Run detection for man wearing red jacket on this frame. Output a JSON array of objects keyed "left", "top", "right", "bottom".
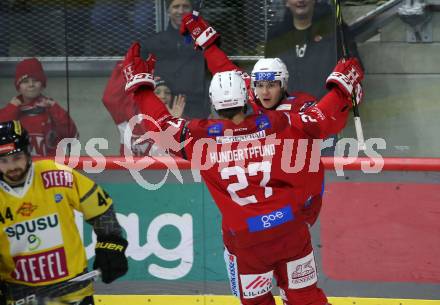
[
  {"left": 102, "top": 61, "right": 155, "bottom": 157},
  {"left": 179, "top": 14, "right": 360, "bottom": 227},
  {"left": 121, "top": 42, "right": 363, "bottom": 305},
  {"left": 0, "top": 58, "right": 78, "bottom": 156},
  {"left": 102, "top": 62, "right": 186, "bottom": 157}
]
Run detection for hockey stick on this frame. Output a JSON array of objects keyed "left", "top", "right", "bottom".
[
  {"left": 333, "top": 0, "right": 366, "bottom": 151},
  {"left": 192, "top": 0, "right": 204, "bottom": 17},
  {"left": 9, "top": 270, "right": 101, "bottom": 305},
  {"left": 68, "top": 270, "right": 101, "bottom": 283}
]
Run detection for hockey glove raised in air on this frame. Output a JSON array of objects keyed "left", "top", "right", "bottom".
[
  {"left": 122, "top": 42, "right": 156, "bottom": 94},
  {"left": 93, "top": 235, "right": 128, "bottom": 284},
  {"left": 179, "top": 13, "right": 219, "bottom": 49},
  {"left": 326, "top": 57, "right": 364, "bottom": 105}
]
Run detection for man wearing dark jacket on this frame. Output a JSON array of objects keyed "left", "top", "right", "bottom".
[
  {"left": 266, "top": 0, "right": 361, "bottom": 99},
  {"left": 141, "top": 0, "right": 210, "bottom": 119}
]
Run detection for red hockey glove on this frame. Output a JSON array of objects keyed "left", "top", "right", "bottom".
[
  {"left": 326, "top": 57, "right": 364, "bottom": 99},
  {"left": 122, "top": 42, "right": 156, "bottom": 93},
  {"left": 179, "top": 13, "right": 219, "bottom": 49}
]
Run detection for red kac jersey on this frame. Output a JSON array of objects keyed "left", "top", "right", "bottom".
[{"left": 132, "top": 86, "right": 350, "bottom": 247}]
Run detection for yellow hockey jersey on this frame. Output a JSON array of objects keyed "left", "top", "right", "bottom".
[{"left": 0, "top": 159, "right": 112, "bottom": 287}]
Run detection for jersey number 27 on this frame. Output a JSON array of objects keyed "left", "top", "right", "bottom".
[{"left": 220, "top": 161, "right": 273, "bottom": 206}]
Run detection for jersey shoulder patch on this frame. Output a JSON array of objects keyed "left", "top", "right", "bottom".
[
  {"left": 189, "top": 119, "right": 222, "bottom": 139},
  {"left": 255, "top": 114, "right": 272, "bottom": 131},
  {"left": 207, "top": 122, "right": 224, "bottom": 136}
]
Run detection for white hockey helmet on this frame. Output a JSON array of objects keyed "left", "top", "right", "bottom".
[
  {"left": 251, "top": 58, "right": 289, "bottom": 90},
  {"left": 209, "top": 71, "right": 247, "bottom": 111}
]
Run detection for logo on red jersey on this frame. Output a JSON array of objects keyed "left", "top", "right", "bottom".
[
  {"left": 41, "top": 170, "right": 73, "bottom": 188},
  {"left": 207, "top": 123, "right": 223, "bottom": 136},
  {"left": 29, "top": 135, "right": 47, "bottom": 156},
  {"left": 287, "top": 251, "right": 317, "bottom": 289},
  {"left": 215, "top": 130, "right": 266, "bottom": 144},
  {"left": 255, "top": 114, "right": 271, "bottom": 131},
  {"left": 299, "top": 101, "right": 316, "bottom": 113},
  {"left": 247, "top": 205, "right": 294, "bottom": 232},
  {"left": 224, "top": 250, "right": 240, "bottom": 297},
  {"left": 16, "top": 202, "right": 38, "bottom": 217},
  {"left": 240, "top": 271, "right": 273, "bottom": 299}
]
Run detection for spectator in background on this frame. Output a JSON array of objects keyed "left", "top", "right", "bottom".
[
  {"left": 154, "top": 79, "right": 186, "bottom": 118},
  {"left": 65, "top": 0, "right": 94, "bottom": 56},
  {"left": 265, "top": 0, "right": 361, "bottom": 99},
  {"left": 8, "top": 0, "right": 93, "bottom": 57},
  {"left": 102, "top": 62, "right": 185, "bottom": 156},
  {"left": 265, "top": 0, "right": 361, "bottom": 155},
  {"left": 90, "top": 0, "right": 156, "bottom": 56},
  {"left": 141, "top": 0, "right": 210, "bottom": 118},
  {"left": 0, "top": 2, "right": 10, "bottom": 56},
  {"left": 132, "top": 0, "right": 157, "bottom": 47},
  {"left": 0, "top": 58, "right": 78, "bottom": 156}
]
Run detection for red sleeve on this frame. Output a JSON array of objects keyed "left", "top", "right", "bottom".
[
  {"left": 327, "top": 106, "right": 349, "bottom": 134},
  {"left": 132, "top": 89, "right": 194, "bottom": 160},
  {"left": 102, "top": 62, "right": 135, "bottom": 125},
  {"left": 284, "top": 91, "right": 349, "bottom": 135},
  {"left": 48, "top": 102, "right": 79, "bottom": 139},
  {"left": 0, "top": 103, "right": 20, "bottom": 121},
  {"left": 203, "top": 44, "right": 240, "bottom": 75},
  {"left": 289, "top": 88, "right": 350, "bottom": 139},
  {"left": 289, "top": 92, "right": 317, "bottom": 108}
]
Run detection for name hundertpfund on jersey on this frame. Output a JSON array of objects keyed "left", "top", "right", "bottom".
[{"left": 209, "top": 144, "right": 276, "bottom": 164}]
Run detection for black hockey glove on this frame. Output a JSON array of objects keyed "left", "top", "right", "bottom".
[{"left": 93, "top": 235, "right": 128, "bottom": 284}]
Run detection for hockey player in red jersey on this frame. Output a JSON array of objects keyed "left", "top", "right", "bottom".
[
  {"left": 0, "top": 58, "right": 78, "bottom": 156},
  {"left": 121, "top": 42, "right": 363, "bottom": 305},
  {"left": 179, "top": 13, "right": 360, "bottom": 227}
]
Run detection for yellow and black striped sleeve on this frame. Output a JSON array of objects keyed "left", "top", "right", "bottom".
[{"left": 71, "top": 169, "right": 113, "bottom": 220}]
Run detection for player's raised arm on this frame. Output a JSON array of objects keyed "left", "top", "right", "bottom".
[
  {"left": 123, "top": 42, "right": 170, "bottom": 127},
  {"left": 180, "top": 13, "right": 239, "bottom": 75},
  {"left": 122, "top": 42, "right": 193, "bottom": 159},
  {"left": 288, "top": 57, "right": 364, "bottom": 139}
]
